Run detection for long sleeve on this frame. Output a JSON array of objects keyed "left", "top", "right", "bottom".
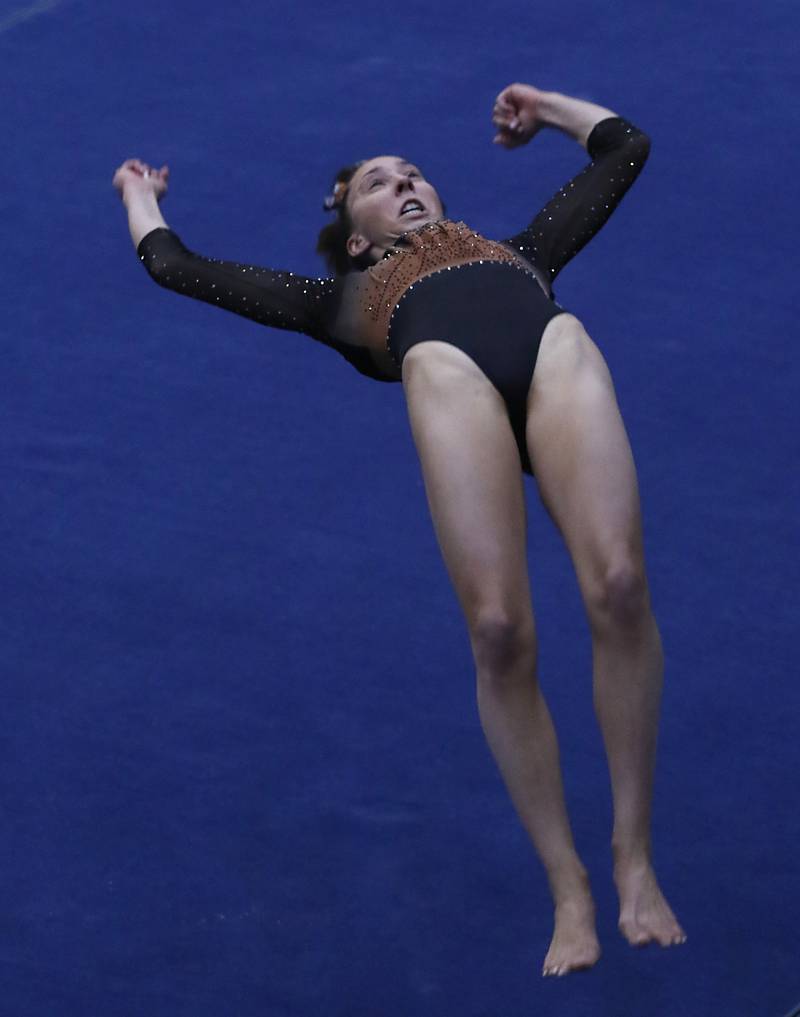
[
  {"left": 502, "top": 116, "right": 651, "bottom": 285},
  {"left": 136, "top": 228, "right": 395, "bottom": 381}
]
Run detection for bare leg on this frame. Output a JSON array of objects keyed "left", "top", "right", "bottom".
[
  {"left": 402, "top": 341, "right": 600, "bottom": 976},
  {"left": 526, "top": 315, "right": 686, "bottom": 948}
]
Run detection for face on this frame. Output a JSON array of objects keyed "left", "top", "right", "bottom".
[{"left": 345, "top": 155, "right": 444, "bottom": 263}]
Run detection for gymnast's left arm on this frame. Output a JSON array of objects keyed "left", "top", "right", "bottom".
[{"left": 492, "top": 85, "right": 651, "bottom": 284}]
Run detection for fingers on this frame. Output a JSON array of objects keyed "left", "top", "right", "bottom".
[
  {"left": 117, "top": 159, "right": 168, "bottom": 181},
  {"left": 494, "top": 83, "right": 519, "bottom": 107},
  {"left": 491, "top": 83, "right": 546, "bottom": 149},
  {"left": 112, "top": 158, "right": 169, "bottom": 196},
  {"left": 492, "top": 87, "right": 523, "bottom": 136},
  {"left": 492, "top": 105, "right": 521, "bottom": 134},
  {"left": 493, "top": 130, "right": 525, "bottom": 149},
  {"left": 492, "top": 96, "right": 517, "bottom": 121},
  {"left": 121, "top": 158, "right": 167, "bottom": 176},
  {"left": 493, "top": 111, "right": 520, "bottom": 132},
  {"left": 143, "top": 163, "right": 169, "bottom": 179},
  {"left": 492, "top": 99, "right": 524, "bottom": 148},
  {"left": 116, "top": 158, "right": 147, "bottom": 178}
]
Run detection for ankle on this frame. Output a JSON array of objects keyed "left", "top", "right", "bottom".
[
  {"left": 611, "top": 838, "right": 652, "bottom": 871},
  {"left": 548, "top": 859, "right": 592, "bottom": 906}
]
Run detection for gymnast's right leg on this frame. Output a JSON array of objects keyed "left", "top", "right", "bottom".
[{"left": 401, "top": 340, "right": 600, "bottom": 978}]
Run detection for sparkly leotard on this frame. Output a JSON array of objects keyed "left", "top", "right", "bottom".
[{"left": 137, "top": 116, "right": 650, "bottom": 474}]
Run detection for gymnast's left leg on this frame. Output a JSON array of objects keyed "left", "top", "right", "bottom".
[{"left": 525, "top": 314, "right": 686, "bottom": 949}]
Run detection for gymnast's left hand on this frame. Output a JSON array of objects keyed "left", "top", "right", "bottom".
[{"left": 492, "top": 83, "right": 546, "bottom": 148}]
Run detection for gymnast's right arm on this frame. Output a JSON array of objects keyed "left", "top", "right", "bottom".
[{"left": 492, "top": 89, "right": 651, "bottom": 285}]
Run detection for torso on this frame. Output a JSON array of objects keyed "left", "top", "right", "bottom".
[{"left": 332, "top": 219, "right": 552, "bottom": 379}]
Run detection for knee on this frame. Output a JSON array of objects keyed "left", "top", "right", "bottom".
[
  {"left": 470, "top": 609, "right": 537, "bottom": 680},
  {"left": 588, "top": 560, "right": 651, "bottom": 633}
]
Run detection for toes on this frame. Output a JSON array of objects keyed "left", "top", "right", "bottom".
[
  {"left": 543, "top": 952, "right": 600, "bottom": 976},
  {"left": 543, "top": 960, "right": 595, "bottom": 977},
  {"left": 619, "top": 919, "right": 641, "bottom": 941},
  {"left": 620, "top": 919, "right": 687, "bottom": 948},
  {"left": 619, "top": 922, "right": 652, "bottom": 947},
  {"left": 654, "top": 923, "right": 687, "bottom": 947}
]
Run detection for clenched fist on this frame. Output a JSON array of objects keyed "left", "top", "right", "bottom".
[
  {"left": 112, "top": 159, "right": 170, "bottom": 201},
  {"left": 491, "top": 84, "right": 547, "bottom": 149}
]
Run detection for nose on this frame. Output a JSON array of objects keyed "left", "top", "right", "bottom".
[{"left": 394, "top": 173, "right": 415, "bottom": 193}]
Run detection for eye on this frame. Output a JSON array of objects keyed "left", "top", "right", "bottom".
[{"left": 369, "top": 179, "right": 383, "bottom": 190}]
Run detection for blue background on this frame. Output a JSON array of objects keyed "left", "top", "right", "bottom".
[{"left": 2, "top": 1, "right": 798, "bottom": 1014}]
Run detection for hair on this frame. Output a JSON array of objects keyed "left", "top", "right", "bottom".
[{"left": 316, "top": 162, "right": 365, "bottom": 276}]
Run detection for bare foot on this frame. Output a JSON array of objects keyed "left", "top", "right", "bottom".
[
  {"left": 542, "top": 892, "right": 601, "bottom": 977},
  {"left": 614, "top": 853, "right": 687, "bottom": 947}
]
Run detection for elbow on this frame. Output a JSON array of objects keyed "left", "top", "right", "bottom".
[
  {"left": 139, "top": 249, "right": 180, "bottom": 289},
  {"left": 631, "top": 130, "right": 651, "bottom": 165},
  {"left": 136, "top": 229, "right": 185, "bottom": 289}
]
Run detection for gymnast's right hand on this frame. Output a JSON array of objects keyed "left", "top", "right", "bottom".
[{"left": 112, "top": 158, "right": 170, "bottom": 201}]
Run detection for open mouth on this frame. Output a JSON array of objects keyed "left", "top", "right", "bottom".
[{"left": 399, "top": 199, "right": 426, "bottom": 217}]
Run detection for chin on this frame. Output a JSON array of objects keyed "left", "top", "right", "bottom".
[{"left": 399, "top": 214, "right": 437, "bottom": 231}]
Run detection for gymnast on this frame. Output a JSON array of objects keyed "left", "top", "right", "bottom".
[{"left": 113, "top": 83, "right": 686, "bottom": 976}]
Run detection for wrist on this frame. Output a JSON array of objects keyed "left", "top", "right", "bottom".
[
  {"left": 536, "top": 90, "right": 561, "bottom": 127},
  {"left": 536, "top": 91, "right": 617, "bottom": 148},
  {"left": 537, "top": 91, "right": 587, "bottom": 131},
  {"left": 122, "top": 181, "right": 158, "bottom": 209},
  {"left": 123, "top": 184, "right": 169, "bottom": 248}
]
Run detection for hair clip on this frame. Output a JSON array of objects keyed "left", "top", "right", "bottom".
[{"left": 323, "top": 179, "right": 349, "bottom": 212}]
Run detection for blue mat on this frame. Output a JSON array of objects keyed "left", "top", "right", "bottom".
[{"left": 2, "top": 1, "right": 798, "bottom": 1014}]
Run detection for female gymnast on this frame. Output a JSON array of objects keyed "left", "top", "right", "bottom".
[{"left": 113, "top": 83, "right": 686, "bottom": 977}]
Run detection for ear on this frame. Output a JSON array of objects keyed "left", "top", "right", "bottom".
[{"left": 346, "top": 233, "right": 370, "bottom": 258}]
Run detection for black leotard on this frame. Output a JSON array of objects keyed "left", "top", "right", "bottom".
[{"left": 137, "top": 116, "right": 650, "bottom": 474}]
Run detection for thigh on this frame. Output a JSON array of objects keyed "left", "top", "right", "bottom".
[
  {"left": 402, "top": 341, "right": 534, "bottom": 627},
  {"left": 525, "top": 317, "right": 647, "bottom": 603}
]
